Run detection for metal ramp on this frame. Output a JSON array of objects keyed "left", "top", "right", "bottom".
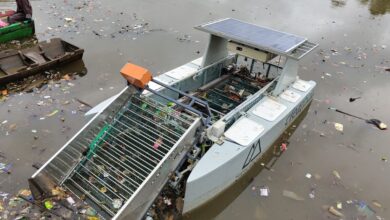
[{"left": 31, "top": 87, "right": 202, "bottom": 219}]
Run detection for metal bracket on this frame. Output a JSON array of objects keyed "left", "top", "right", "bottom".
[{"left": 144, "top": 79, "right": 213, "bottom": 126}]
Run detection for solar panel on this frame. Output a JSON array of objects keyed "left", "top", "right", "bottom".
[{"left": 196, "top": 18, "right": 307, "bottom": 54}]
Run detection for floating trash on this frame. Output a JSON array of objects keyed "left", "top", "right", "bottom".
[
  {"left": 44, "top": 200, "right": 54, "bottom": 210},
  {"left": 0, "top": 163, "right": 12, "bottom": 174},
  {"left": 259, "top": 186, "right": 270, "bottom": 197},
  {"left": 349, "top": 97, "right": 361, "bottom": 102},
  {"left": 280, "top": 143, "right": 288, "bottom": 152},
  {"left": 309, "top": 190, "right": 315, "bottom": 199},
  {"left": 334, "top": 123, "right": 344, "bottom": 132},
  {"left": 366, "top": 119, "right": 387, "bottom": 130},
  {"left": 282, "top": 190, "right": 304, "bottom": 201},
  {"left": 112, "top": 198, "right": 123, "bottom": 209},
  {"left": 66, "top": 197, "right": 76, "bottom": 205},
  {"left": 356, "top": 201, "right": 375, "bottom": 217},
  {"left": 100, "top": 187, "right": 107, "bottom": 193},
  {"left": 336, "top": 201, "right": 343, "bottom": 210},
  {"left": 372, "top": 200, "right": 382, "bottom": 208},
  {"left": 328, "top": 205, "right": 344, "bottom": 217},
  {"left": 46, "top": 109, "right": 59, "bottom": 117},
  {"left": 332, "top": 170, "right": 341, "bottom": 180},
  {"left": 329, "top": 107, "right": 387, "bottom": 131}
]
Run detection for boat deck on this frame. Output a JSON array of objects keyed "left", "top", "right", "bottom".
[{"left": 196, "top": 73, "right": 271, "bottom": 121}]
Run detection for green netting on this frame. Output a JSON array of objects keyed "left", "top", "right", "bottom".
[{"left": 87, "top": 124, "right": 110, "bottom": 159}]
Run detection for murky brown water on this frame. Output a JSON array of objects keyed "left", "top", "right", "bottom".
[{"left": 1, "top": 0, "right": 390, "bottom": 219}]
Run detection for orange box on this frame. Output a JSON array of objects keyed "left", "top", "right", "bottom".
[{"left": 120, "top": 63, "right": 152, "bottom": 89}]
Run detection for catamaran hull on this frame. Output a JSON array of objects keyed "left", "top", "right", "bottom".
[{"left": 183, "top": 82, "right": 315, "bottom": 214}]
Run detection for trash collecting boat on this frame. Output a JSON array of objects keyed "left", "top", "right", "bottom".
[
  {"left": 0, "top": 10, "right": 35, "bottom": 43},
  {"left": 0, "top": 38, "right": 84, "bottom": 84},
  {"left": 29, "top": 18, "right": 318, "bottom": 219}
]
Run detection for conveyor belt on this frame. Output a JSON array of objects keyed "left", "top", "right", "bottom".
[
  {"left": 199, "top": 76, "right": 262, "bottom": 115},
  {"left": 34, "top": 89, "right": 201, "bottom": 219},
  {"left": 64, "top": 95, "right": 197, "bottom": 217}
]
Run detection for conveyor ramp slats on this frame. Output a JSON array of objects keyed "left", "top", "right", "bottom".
[
  {"left": 64, "top": 95, "right": 196, "bottom": 217},
  {"left": 35, "top": 89, "right": 200, "bottom": 219}
]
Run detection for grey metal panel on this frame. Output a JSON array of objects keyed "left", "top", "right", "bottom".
[
  {"left": 195, "top": 18, "right": 307, "bottom": 55},
  {"left": 115, "top": 118, "right": 201, "bottom": 220},
  {"left": 289, "top": 40, "right": 318, "bottom": 59}
]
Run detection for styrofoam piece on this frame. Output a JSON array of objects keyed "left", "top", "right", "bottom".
[
  {"left": 292, "top": 79, "right": 311, "bottom": 92},
  {"left": 252, "top": 97, "right": 287, "bottom": 121},
  {"left": 224, "top": 117, "right": 264, "bottom": 146},
  {"left": 280, "top": 89, "right": 301, "bottom": 103}
]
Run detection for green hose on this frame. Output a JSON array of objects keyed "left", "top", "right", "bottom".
[
  {"left": 201, "top": 143, "right": 211, "bottom": 156},
  {"left": 87, "top": 124, "right": 110, "bottom": 159}
]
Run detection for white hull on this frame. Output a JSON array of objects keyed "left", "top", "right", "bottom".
[{"left": 183, "top": 80, "right": 315, "bottom": 213}]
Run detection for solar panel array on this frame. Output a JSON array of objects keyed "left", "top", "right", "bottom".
[{"left": 196, "top": 18, "right": 307, "bottom": 54}]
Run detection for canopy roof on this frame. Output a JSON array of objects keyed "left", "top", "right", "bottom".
[{"left": 195, "top": 18, "right": 317, "bottom": 59}]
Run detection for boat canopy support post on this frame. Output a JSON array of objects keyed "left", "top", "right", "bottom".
[
  {"left": 201, "top": 34, "right": 228, "bottom": 68},
  {"left": 272, "top": 58, "right": 298, "bottom": 96},
  {"left": 194, "top": 18, "right": 319, "bottom": 96}
]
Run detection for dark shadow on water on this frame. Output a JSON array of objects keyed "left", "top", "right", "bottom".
[
  {"left": 359, "top": 0, "right": 390, "bottom": 15},
  {"left": 330, "top": 0, "right": 390, "bottom": 15},
  {"left": 2, "top": 59, "right": 87, "bottom": 93},
  {"left": 331, "top": 0, "right": 347, "bottom": 8},
  {"left": 59, "top": 59, "right": 88, "bottom": 78}
]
